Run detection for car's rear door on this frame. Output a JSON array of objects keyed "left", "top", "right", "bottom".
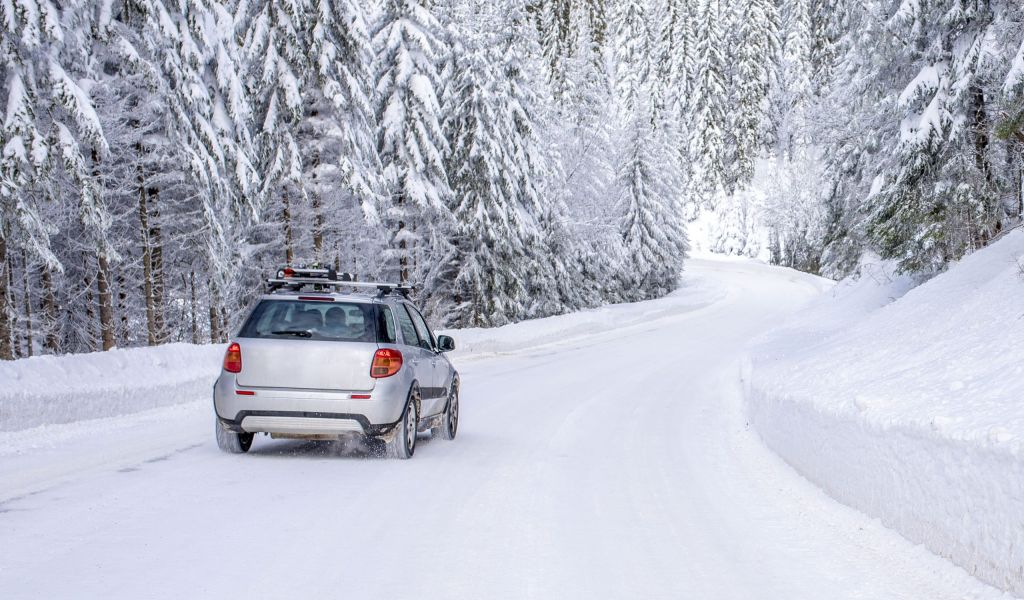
[
  {"left": 403, "top": 303, "right": 448, "bottom": 416},
  {"left": 392, "top": 302, "right": 436, "bottom": 403},
  {"left": 234, "top": 298, "right": 378, "bottom": 392}
]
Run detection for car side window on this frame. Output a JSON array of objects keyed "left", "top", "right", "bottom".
[
  {"left": 377, "top": 305, "right": 397, "bottom": 344},
  {"left": 393, "top": 303, "right": 421, "bottom": 348},
  {"left": 405, "top": 304, "right": 437, "bottom": 351}
]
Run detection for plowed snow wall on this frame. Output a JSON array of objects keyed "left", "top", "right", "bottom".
[
  {"left": 0, "top": 343, "right": 225, "bottom": 432},
  {"left": 743, "top": 377, "right": 1024, "bottom": 596}
]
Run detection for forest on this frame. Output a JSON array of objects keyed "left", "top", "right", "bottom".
[{"left": 1, "top": 0, "right": 1022, "bottom": 358}]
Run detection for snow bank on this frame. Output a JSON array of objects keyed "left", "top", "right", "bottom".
[
  {"left": 745, "top": 231, "right": 1024, "bottom": 595},
  {"left": 0, "top": 343, "right": 225, "bottom": 432}
]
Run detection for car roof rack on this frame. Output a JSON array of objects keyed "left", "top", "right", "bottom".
[{"left": 266, "top": 265, "right": 414, "bottom": 298}]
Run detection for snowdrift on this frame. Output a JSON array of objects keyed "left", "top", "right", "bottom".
[
  {"left": 0, "top": 343, "right": 225, "bottom": 432},
  {"left": 745, "top": 231, "right": 1024, "bottom": 595}
]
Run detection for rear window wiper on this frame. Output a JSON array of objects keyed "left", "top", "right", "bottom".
[{"left": 271, "top": 330, "right": 312, "bottom": 338}]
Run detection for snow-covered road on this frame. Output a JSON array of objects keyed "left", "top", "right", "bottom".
[{"left": 0, "top": 259, "right": 1007, "bottom": 599}]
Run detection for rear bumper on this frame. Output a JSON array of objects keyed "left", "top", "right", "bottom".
[
  {"left": 216, "top": 410, "right": 400, "bottom": 437},
  {"left": 213, "top": 372, "right": 410, "bottom": 435}
]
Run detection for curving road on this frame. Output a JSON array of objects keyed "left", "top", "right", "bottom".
[{"left": 0, "top": 258, "right": 1006, "bottom": 599}]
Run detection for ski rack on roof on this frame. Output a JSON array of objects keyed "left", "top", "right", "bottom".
[{"left": 266, "top": 265, "right": 414, "bottom": 298}]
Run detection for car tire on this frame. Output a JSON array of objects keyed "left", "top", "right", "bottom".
[
  {"left": 215, "top": 419, "right": 254, "bottom": 454},
  {"left": 432, "top": 380, "right": 459, "bottom": 441},
  {"left": 386, "top": 387, "right": 420, "bottom": 459}
]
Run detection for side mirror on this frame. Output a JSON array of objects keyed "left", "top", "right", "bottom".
[{"left": 437, "top": 335, "right": 456, "bottom": 352}]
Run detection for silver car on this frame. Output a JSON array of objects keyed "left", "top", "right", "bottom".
[{"left": 213, "top": 269, "right": 459, "bottom": 459}]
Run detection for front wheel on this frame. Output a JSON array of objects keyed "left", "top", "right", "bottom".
[
  {"left": 215, "top": 419, "right": 253, "bottom": 454},
  {"left": 385, "top": 387, "right": 420, "bottom": 459},
  {"left": 432, "top": 381, "right": 459, "bottom": 441}
]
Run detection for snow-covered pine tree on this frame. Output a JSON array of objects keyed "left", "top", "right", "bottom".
[
  {"left": 441, "top": 40, "right": 530, "bottom": 326},
  {"left": 295, "top": 0, "right": 383, "bottom": 275},
  {"left": 240, "top": 0, "right": 309, "bottom": 265},
  {"left": 615, "top": 0, "right": 688, "bottom": 300},
  {"left": 808, "top": 0, "right": 844, "bottom": 93},
  {"left": 0, "top": 0, "right": 83, "bottom": 263},
  {"left": 996, "top": 15, "right": 1024, "bottom": 221},
  {"left": 811, "top": 0, "right": 897, "bottom": 278},
  {"left": 372, "top": 0, "right": 452, "bottom": 285},
  {"left": 688, "top": 0, "right": 729, "bottom": 210},
  {"left": 729, "top": 0, "right": 779, "bottom": 187},
  {"left": 657, "top": 0, "right": 695, "bottom": 116},
  {"left": 553, "top": 1, "right": 625, "bottom": 306},
  {"left": 772, "top": 0, "right": 814, "bottom": 159},
  {"left": 437, "top": 1, "right": 574, "bottom": 326},
  {"left": 129, "top": 0, "right": 260, "bottom": 340},
  {"left": 864, "top": 0, "right": 1006, "bottom": 273},
  {"left": 532, "top": 0, "right": 576, "bottom": 104}
]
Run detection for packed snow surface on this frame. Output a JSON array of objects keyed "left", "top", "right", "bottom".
[
  {"left": 746, "top": 230, "right": 1024, "bottom": 595},
  {"left": 0, "top": 258, "right": 1012, "bottom": 599}
]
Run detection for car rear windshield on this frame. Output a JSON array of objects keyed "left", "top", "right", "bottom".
[{"left": 238, "top": 300, "right": 379, "bottom": 343}]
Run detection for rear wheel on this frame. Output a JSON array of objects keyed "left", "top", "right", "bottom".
[
  {"left": 432, "top": 380, "right": 459, "bottom": 441},
  {"left": 385, "top": 387, "right": 420, "bottom": 459},
  {"left": 215, "top": 419, "right": 253, "bottom": 454}
]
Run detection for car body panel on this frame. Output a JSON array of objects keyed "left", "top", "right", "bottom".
[
  {"left": 213, "top": 292, "right": 457, "bottom": 439},
  {"left": 235, "top": 338, "right": 377, "bottom": 391}
]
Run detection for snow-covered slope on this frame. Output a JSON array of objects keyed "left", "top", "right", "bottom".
[
  {"left": 745, "top": 229, "right": 1024, "bottom": 595},
  {"left": 0, "top": 343, "right": 225, "bottom": 432}
]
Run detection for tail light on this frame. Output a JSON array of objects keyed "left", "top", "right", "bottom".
[
  {"left": 224, "top": 342, "right": 242, "bottom": 373},
  {"left": 371, "top": 348, "right": 402, "bottom": 378}
]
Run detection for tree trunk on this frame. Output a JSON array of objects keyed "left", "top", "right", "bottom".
[
  {"left": 21, "top": 250, "right": 33, "bottom": 357},
  {"left": 149, "top": 185, "right": 166, "bottom": 340},
  {"left": 399, "top": 232, "right": 408, "bottom": 283},
  {"left": 138, "top": 176, "right": 158, "bottom": 345},
  {"left": 312, "top": 192, "right": 324, "bottom": 261},
  {"left": 208, "top": 283, "right": 221, "bottom": 343},
  {"left": 96, "top": 253, "right": 116, "bottom": 351},
  {"left": 8, "top": 249, "right": 21, "bottom": 358},
  {"left": 82, "top": 255, "right": 96, "bottom": 353},
  {"left": 973, "top": 86, "right": 992, "bottom": 184},
  {"left": 41, "top": 266, "right": 59, "bottom": 353},
  {"left": 0, "top": 235, "right": 12, "bottom": 360},
  {"left": 283, "top": 188, "right": 294, "bottom": 264},
  {"left": 188, "top": 272, "right": 199, "bottom": 344},
  {"left": 1019, "top": 167, "right": 1023, "bottom": 219},
  {"left": 116, "top": 271, "right": 129, "bottom": 346}
]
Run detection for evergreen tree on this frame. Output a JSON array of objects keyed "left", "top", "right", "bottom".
[
  {"left": 372, "top": 0, "right": 452, "bottom": 284},
  {"left": 442, "top": 41, "right": 531, "bottom": 326},
  {"left": 729, "top": 0, "right": 779, "bottom": 187},
  {"left": 615, "top": 0, "right": 688, "bottom": 299},
  {"left": 864, "top": 0, "right": 1006, "bottom": 272},
  {"left": 688, "top": 0, "right": 729, "bottom": 210}
]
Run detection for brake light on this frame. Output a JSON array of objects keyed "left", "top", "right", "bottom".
[
  {"left": 371, "top": 348, "right": 402, "bottom": 378},
  {"left": 224, "top": 342, "right": 242, "bottom": 373},
  {"left": 283, "top": 267, "right": 295, "bottom": 277}
]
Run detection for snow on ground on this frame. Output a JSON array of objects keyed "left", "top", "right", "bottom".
[
  {"left": 441, "top": 268, "right": 723, "bottom": 358},
  {"left": 0, "top": 343, "right": 225, "bottom": 432},
  {"left": 745, "top": 230, "right": 1024, "bottom": 596},
  {"left": 0, "top": 257, "right": 1010, "bottom": 599}
]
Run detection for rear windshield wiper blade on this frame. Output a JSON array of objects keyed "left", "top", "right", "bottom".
[{"left": 271, "top": 330, "right": 312, "bottom": 338}]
